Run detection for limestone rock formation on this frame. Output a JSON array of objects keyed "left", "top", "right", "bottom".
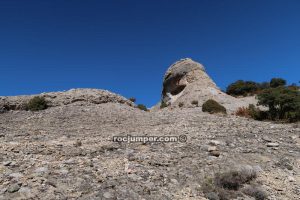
[
  {"left": 160, "top": 58, "right": 257, "bottom": 112},
  {"left": 0, "top": 88, "right": 134, "bottom": 111}
]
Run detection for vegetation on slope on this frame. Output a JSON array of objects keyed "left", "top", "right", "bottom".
[
  {"left": 26, "top": 96, "right": 48, "bottom": 111},
  {"left": 202, "top": 99, "right": 227, "bottom": 114},
  {"left": 230, "top": 78, "right": 300, "bottom": 122}
]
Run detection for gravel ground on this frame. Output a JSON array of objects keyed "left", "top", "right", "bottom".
[{"left": 0, "top": 102, "right": 299, "bottom": 200}]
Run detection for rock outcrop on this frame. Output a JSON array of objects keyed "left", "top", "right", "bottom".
[
  {"left": 0, "top": 88, "right": 134, "bottom": 111},
  {"left": 160, "top": 58, "right": 257, "bottom": 112}
]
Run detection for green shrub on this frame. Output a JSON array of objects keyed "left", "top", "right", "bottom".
[
  {"left": 270, "top": 78, "right": 286, "bottom": 88},
  {"left": 202, "top": 99, "right": 227, "bottom": 114},
  {"left": 26, "top": 96, "right": 48, "bottom": 111},
  {"left": 226, "top": 80, "right": 260, "bottom": 96},
  {"left": 227, "top": 78, "right": 290, "bottom": 97},
  {"left": 137, "top": 104, "right": 148, "bottom": 111},
  {"left": 246, "top": 104, "right": 268, "bottom": 121},
  {"left": 257, "top": 87, "right": 300, "bottom": 122},
  {"left": 235, "top": 86, "right": 300, "bottom": 122},
  {"left": 129, "top": 97, "right": 136, "bottom": 103},
  {"left": 178, "top": 102, "right": 184, "bottom": 107},
  {"left": 258, "top": 82, "right": 270, "bottom": 90}
]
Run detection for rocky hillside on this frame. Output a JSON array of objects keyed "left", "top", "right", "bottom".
[
  {"left": 0, "top": 103, "right": 299, "bottom": 200},
  {"left": 0, "top": 89, "right": 134, "bottom": 111},
  {"left": 0, "top": 59, "right": 299, "bottom": 200}
]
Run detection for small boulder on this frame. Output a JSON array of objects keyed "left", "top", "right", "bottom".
[
  {"left": 7, "top": 183, "right": 21, "bottom": 193},
  {"left": 266, "top": 143, "right": 279, "bottom": 147},
  {"left": 209, "top": 150, "right": 220, "bottom": 157},
  {"left": 208, "top": 146, "right": 217, "bottom": 152}
]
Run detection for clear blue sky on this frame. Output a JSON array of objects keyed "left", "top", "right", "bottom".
[{"left": 0, "top": 0, "right": 299, "bottom": 107}]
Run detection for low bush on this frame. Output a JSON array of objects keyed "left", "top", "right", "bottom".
[
  {"left": 215, "top": 168, "right": 257, "bottom": 190},
  {"left": 202, "top": 166, "right": 264, "bottom": 200},
  {"left": 26, "top": 96, "right": 48, "bottom": 111},
  {"left": 235, "top": 107, "right": 251, "bottom": 118},
  {"left": 202, "top": 99, "right": 227, "bottom": 114},
  {"left": 242, "top": 185, "right": 267, "bottom": 200},
  {"left": 250, "top": 110, "right": 269, "bottom": 121},
  {"left": 270, "top": 78, "right": 286, "bottom": 88},
  {"left": 137, "top": 104, "right": 148, "bottom": 111},
  {"left": 226, "top": 78, "right": 288, "bottom": 97},
  {"left": 178, "top": 102, "right": 184, "bottom": 107},
  {"left": 258, "top": 82, "right": 270, "bottom": 90},
  {"left": 235, "top": 104, "right": 268, "bottom": 121},
  {"left": 226, "top": 80, "right": 260, "bottom": 96}
]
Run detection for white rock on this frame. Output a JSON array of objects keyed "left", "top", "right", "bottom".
[
  {"left": 288, "top": 176, "right": 295, "bottom": 182},
  {"left": 3, "top": 161, "right": 12, "bottom": 166},
  {"left": 209, "top": 140, "right": 221, "bottom": 146},
  {"left": 267, "top": 142, "right": 279, "bottom": 147},
  {"left": 262, "top": 136, "right": 272, "bottom": 142},
  {"left": 9, "top": 173, "right": 23, "bottom": 179},
  {"left": 208, "top": 146, "right": 217, "bottom": 152},
  {"left": 103, "top": 192, "right": 114, "bottom": 199},
  {"left": 35, "top": 167, "right": 48, "bottom": 175}
]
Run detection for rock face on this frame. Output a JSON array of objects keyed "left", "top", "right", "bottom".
[
  {"left": 0, "top": 88, "right": 134, "bottom": 111},
  {"left": 160, "top": 58, "right": 257, "bottom": 112}
]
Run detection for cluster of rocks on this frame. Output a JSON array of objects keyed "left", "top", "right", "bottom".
[{"left": 0, "top": 103, "right": 299, "bottom": 199}]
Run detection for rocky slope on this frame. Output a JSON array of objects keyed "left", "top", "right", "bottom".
[
  {"left": 0, "top": 88, "right": 134, "bottom": 111},
  {"left": 0, "top": 102, "right": 299, "bottom": 200},
  {"left": 159, "top": 58, "right": 257, "bottom": 112},
  {"left": 0, "top": 59, "right": 299, "bottom": 200}
]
